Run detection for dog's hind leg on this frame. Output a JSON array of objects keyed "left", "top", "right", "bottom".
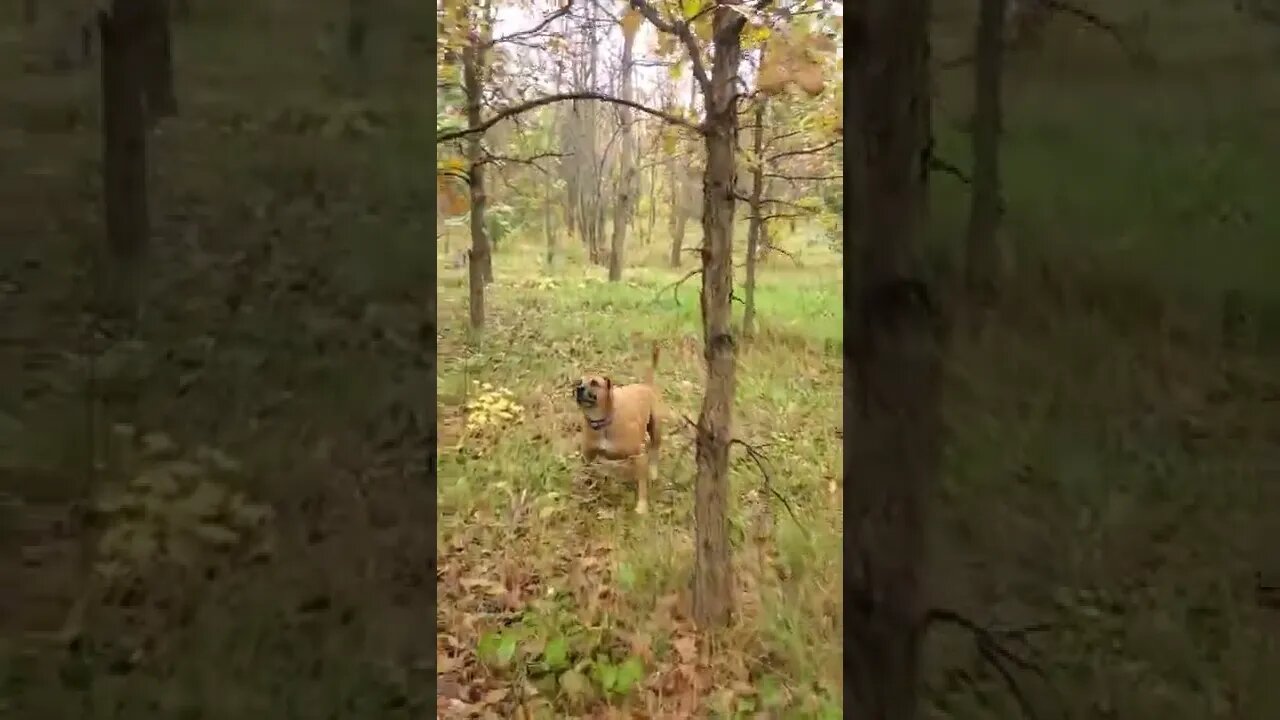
[
  {"left": 632, "top": 454, "right": 649, "bottom": 515},
  {"left": 645, "top": 412, "right": 660, "bottom": 491}
]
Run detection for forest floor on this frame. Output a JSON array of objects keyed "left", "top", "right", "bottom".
[{"left": 435, "top": 237, "right": 844, "bottom": 717}]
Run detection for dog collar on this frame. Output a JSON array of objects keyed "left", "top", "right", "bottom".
[{"left": 587, "top": 416, "right": 611, "bottom": 431}]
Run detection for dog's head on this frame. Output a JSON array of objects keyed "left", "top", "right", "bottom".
[{"left": 573, "top": 375, "right": 612, "bottom": 410}]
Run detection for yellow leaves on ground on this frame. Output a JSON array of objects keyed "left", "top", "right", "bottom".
[
  {"left": 621, "top": 8, "right": 643, "bottom": 41},
  {"left": 457, "top": 383, "right": 526, "bottom": 456},
  {"left": 757, "top": 28, "right": 837, "bottom": 98},
  {"left": 92, "top": 427, "right": 275, "bottom": 587}
]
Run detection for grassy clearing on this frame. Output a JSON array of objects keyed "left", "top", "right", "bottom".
[{"left": 436, "top": 231, "right": 844, "bottom": 717}]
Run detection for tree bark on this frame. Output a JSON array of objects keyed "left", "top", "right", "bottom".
[
  {"left": 462, "top": 37, "right": 491, "bottom": 330},
  {"left": 99, "top": 3, "right": 151, "bottom": 321},
  {"left": 141, "top": 0, "right": 178, "bottom": 124},
  {"left": 846, "top": 1, "right": 944, "bottom": 718},
  {"left": 692, "top": 7, "right": 745, "bottom": 630},
  {"left": 964, "top": 0, "right": 1007, "bottom": 304},
  {"left": 608, "top": 29, "right": 637, "bottom": 282},
  {"left": 743, "top": 94, "right": 767, "bottom": 339}
]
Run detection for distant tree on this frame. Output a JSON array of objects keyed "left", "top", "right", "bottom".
[
  {"left": 142, "top": 0, "right": 178, "bottom": 123},
  {"left": 99, "top": 0, "right": 152, "bottom": 321},
  {"left": 607, "top": 11, "right": 638, "bottom": 282},
  {"left": 964, "top": 0, "right": 1008, "bottom": 305}
]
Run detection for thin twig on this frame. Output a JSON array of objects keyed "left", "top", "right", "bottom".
[
  {"left": 674, "top": 414, "right": 806, "bottom": 536},
  {"left": 925, "top": 608, "right": 1055, "bottom": 720},
  {"left": 655, "top": 268, "right": 701, "bottom": 306}
]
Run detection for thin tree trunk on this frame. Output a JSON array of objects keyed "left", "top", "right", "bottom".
[
  {"left": 646, "top": 158, "right": 658, "bottom": 245},
  {"left": 462, "top": 39, "right": 491, "bottom": 330},
  {"left": 608, "top": 29, "right": 636, "bottom": 281},
  {"left": 544, "top": 178, "right": 556, "bottom": 269},
  {"left": 846, "top": 0, "right": 943, "bottom": 718},
  {"left": 347, "top": 0, "right": 369, "bottom": 62},
  {"left": 743, "top": 95, "right": 767, "bottom": 339},
  {"left": 99, "top": 3, "right": 151, "bottom": 321},
  {"left": 691, "top": 7, "right": 744, "bottom": 630},
  {"left": 669, "top": 157, "right": 685, "bottom": 267},
  {"left": 141, "top": 0, "right": 177, "bottom": 124},
  {"left": 22, "top": 0, "right": 37, "bottom": 25},
  {"left": 964, "top": 0, "right": 1007, "bottom": 304}
]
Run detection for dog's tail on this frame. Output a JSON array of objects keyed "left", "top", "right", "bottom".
[{"left": 645, "top": 342, "right": 660, "bottom": 386}]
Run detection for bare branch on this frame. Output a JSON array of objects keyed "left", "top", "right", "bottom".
[
  {"left": 479, "top": 150, "right": 569, "bottom": 174},
  {"left": 487, "top": 1, "right": 574, "bottom": 48},
  {"left": 729, "top": 436, "right": 806, "bottom": 534},
  {"left": 769, "top": 139, "right": 842, "bottom": 162},
  {"left": 1042, "top": 0, "right": 1154, "bottom": 66},
  {"left": 763, "top": 243, "right": 802, "bottom": 266},
  {"left": 436, "top": 92, "right": 702, "bottom": 143},
  {"left": 671, "top": 412, "right": 807, "bottom": 534},
  {"left": 654, "top": 268, "right": 702, "bottom": 306},
  {"left": 924, "top": 608, "right": 1054, "bottom": 720},
  {"left": 764, "top": 172, "right": 843, "bottom": 182},
  {"left": 928, "top": 154, "right": 973, "bottom": 185},
  {"left": 627, "top": 0, "right": 711, "bottom": 94}
]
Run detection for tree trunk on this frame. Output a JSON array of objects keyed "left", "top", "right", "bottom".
[
  {"left": 141, "top": 0, "right": 177, "bottom": 124},
  {"left": 743, "top": 95, "right": 767, "bottom": 339},
  {"left": 346, "top": 0, "right": 369, "bottom": 62},
  {"left": 608, "top": 29, "right": 636, "bottom": 282},
  {"left": 462, "top": 40, "right": 491, "bottom": 331},
  {"left": 964, "top": 0, "right": 1007, "bottom": 304},
  {"left": 99, "top": 3, "right": 151, "bottom": 321},
  {"left": 545, "top": 177, "right": 556, "bottom": 269},
  {"left": 846, "top": 0, "right": 944, "bottom": 718},
  {"left": 691, "top": 7, "right": 745, "bottom": 630},
  {"left": 22, "top": 0, "right": 37, "bottom": 25}
]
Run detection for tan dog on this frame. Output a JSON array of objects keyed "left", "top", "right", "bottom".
[{"left": 573, "top": 344, "right": 662, "bottom": 514}]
